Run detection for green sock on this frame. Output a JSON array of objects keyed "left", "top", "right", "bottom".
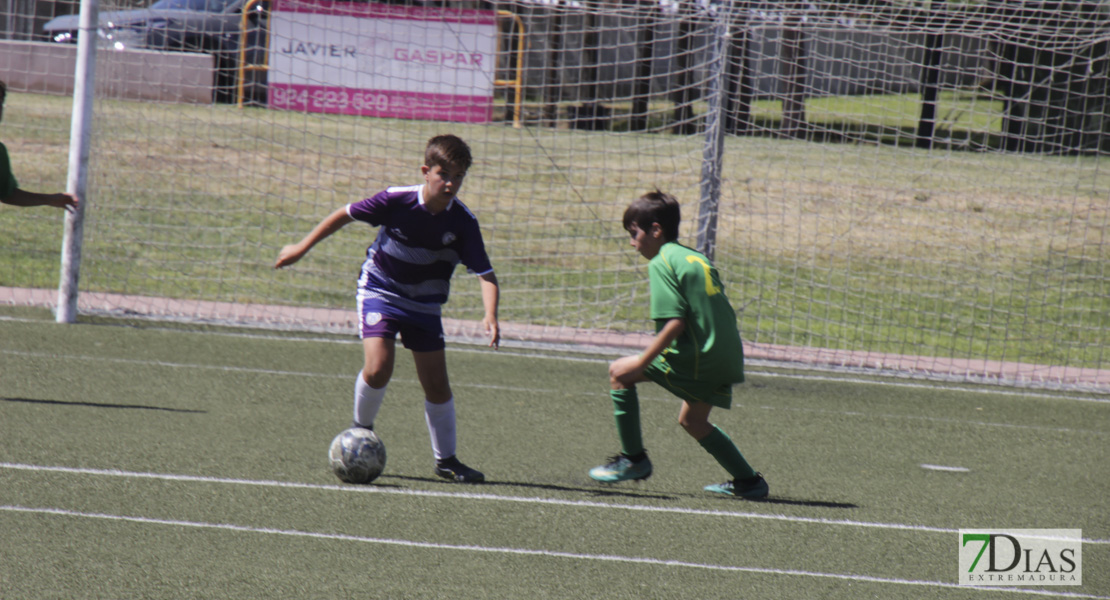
[
  {"left": 610, "top": 388, "right": 644, "bottom": 457},
  {"left": 698, "top": 425, "right": 756, "bottom": 480}
]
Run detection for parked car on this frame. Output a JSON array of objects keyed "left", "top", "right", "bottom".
[{"left": 43, "top": 0, "right": 268, "bottom": 103}]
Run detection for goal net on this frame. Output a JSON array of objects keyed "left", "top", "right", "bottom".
[{"left": 1, "top": 0, "right": 1107, "bottom": 391}]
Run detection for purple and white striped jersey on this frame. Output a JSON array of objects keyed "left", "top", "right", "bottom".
[{"left": 347, "top": 184, "right": 492, "bottom": 317}]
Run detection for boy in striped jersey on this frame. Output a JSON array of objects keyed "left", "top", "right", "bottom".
[{"left": 276, "top": 134, "right": 499, "bottom": 483}]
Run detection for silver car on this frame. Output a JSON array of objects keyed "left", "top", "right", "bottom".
[{"left": 43, "top": 0, "right": 268, "bottom": 103}]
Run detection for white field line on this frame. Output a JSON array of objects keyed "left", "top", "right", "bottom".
[
  {"left": 732, "top": 368, "right": 1110, "bottom": 405},
  {"left": 3, "top": 348, "right": 1108, "bottom": 437},
  {"left": 4, "top": 287, "right": 1109, "bottom": 390},
  {"left": 739, "top": 404, "right": 1109, "bottom": 437},
  {"left": 0, "top": 348, "right": 349, "bottom": 380},
  {"left": 0, "top": 504, "right": 1105, "bottom": 599},
  {"left": 2, "top": 463, "right": 1108, "bottom": 546},
  {"left": 4, "top": 317, "right": 1109, "bottom": 403},
  {"left": 453, "top": 345, "right": 1110, "bottom": 405},
  {"left": 7, "top": 341, "right": 1110, "bottom": 405},
  {"left": 920, "top": 464, "right": 972, "bottom": 473}
]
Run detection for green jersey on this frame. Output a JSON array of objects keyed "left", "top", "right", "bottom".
[
  {"left": 0, "top": 143, "right": 18, "bottom": 201},
  {"left": 647, "top": 241, "right": 744, "bottom": 384}
]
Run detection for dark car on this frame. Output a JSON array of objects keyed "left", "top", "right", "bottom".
[{"left": 43, "top": 0, "right": 268, "bottom": 103}]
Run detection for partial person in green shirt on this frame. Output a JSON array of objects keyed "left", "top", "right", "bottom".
[
  {"left": 588, "top": 190, "right": 768, "bottom": 499},
  {"left": 0, "top": 81, "right": 78, "bottom": 211}
]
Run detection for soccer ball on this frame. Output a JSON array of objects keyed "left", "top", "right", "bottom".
[{"left": 328, "top": 427, "right": 387, "bottom": 484}]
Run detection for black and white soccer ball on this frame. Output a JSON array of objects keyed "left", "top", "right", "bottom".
[{"left": 328, "top": 427, "right": 387, "bottom": 484}]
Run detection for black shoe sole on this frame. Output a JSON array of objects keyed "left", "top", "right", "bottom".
[{"left": 435, "top": 468, "right": 485, "bottom": 483}]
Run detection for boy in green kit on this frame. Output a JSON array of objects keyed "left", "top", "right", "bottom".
[{"left": 588, "top": 190, "right": 768, "bottom": 499}]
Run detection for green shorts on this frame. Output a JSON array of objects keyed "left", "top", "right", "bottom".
[{"left": 642, "top": 355, "right": 735, "bottom": 409}]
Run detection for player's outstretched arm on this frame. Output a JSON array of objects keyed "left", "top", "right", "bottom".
[
  {"left": 2, "top": 189, "right": 78, "bottom": 211},
  {"left": 275, "top": 207, "right": 354, "bottom": 269},
  {"left": 478, "top": 271, "right": 500, "bottom": 349}
]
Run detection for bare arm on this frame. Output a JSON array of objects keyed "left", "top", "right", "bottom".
[
  {"left": 609, "top": 317, "right": 685, "bottom": 386},
  {"left": 478, "top": 271, "right": 500, "bottom": 349},
  {"left": 2, "top": 189, "right": 78, "bottom": 211},
  {"left": 275, "top": 206, "right": 354, "bottom": 268}
]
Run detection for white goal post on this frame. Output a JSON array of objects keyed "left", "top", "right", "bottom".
[{"left": 1, "top": 0, "right": 1107, "bottom": 391}]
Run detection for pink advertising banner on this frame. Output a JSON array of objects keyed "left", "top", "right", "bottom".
[{"left": 267, "top": 0, "right": 498, "bottom": 123}]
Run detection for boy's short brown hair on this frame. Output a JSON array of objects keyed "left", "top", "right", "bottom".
[
  {"left": 425, "top": 134, "right": 472, "bottom": 172},
  {"left": 623, "top": 189, "right": 681, "bottom": 241}
]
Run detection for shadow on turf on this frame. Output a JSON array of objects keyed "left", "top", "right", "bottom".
[
  {"left": 384, "top": 474, "right": 858, "bottom": 507},
  {"left": 386, "top": 474, "right": 677, "bottom": 500},
  {"left": 387, "top": 475, "right": 857, "bottom": 508},
  {"left": 3, "top": 396, "right": 207, "bottom": 414},
  {"left": 719, "top": 496, "right": 858, "bottom": 509}
]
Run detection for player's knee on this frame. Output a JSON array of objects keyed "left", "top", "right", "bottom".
[
  {"left": 362, "top": 364, "right": 392, "bottom": 388},
  {"left": 679, "top": 416, "right": 712, "bottom": 439},
  {"left": 609, "top": 375, "right": 633, "bottom": 391}
]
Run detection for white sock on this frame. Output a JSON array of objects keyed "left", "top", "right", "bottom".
[
  {"left": 353, "top": 371, "right": 386, "bottom": 428},
  {"left": 424, "top": 397, "right": 456, "bottom": 461}
]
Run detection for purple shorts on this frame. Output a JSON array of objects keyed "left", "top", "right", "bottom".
[{"left": 358, "top": 297, "right": 445, "bottom": 352}]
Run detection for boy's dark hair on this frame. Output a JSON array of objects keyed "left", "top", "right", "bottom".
[
  {"left": 623, "top": 189, "right": 681, "bottom": 241},
  {"left": 425, "top": 134, "right": 472, "bottom": 172}
]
